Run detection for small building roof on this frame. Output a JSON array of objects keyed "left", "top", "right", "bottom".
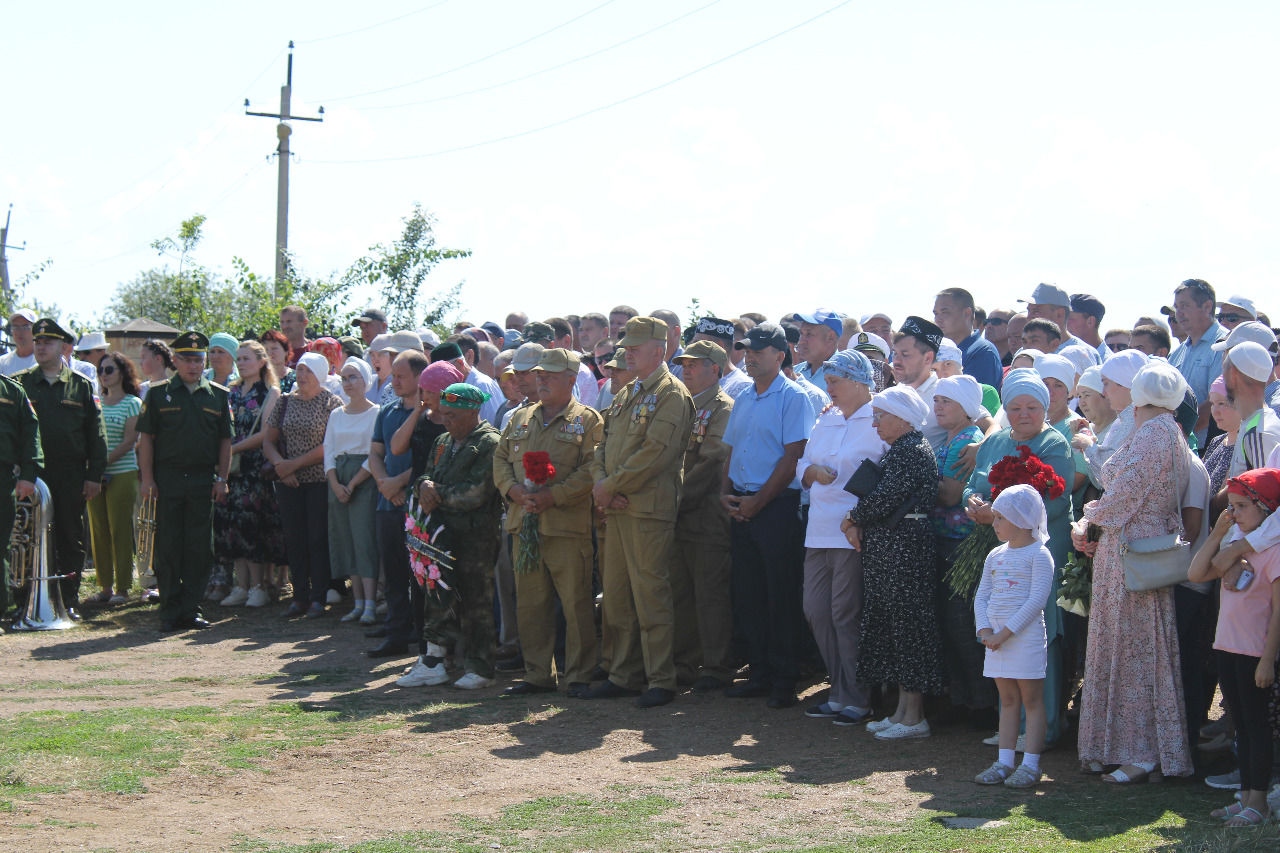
[{"left": 104, "top": 317, "right": 181, "bottom": 336}]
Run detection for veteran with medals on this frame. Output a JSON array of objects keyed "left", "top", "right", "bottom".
[
  {"left": 18, "top": 318, "right": 107, "bottom": 617},
  {"left": 136, "top": 331, "right": 234, "bottom": 632},
  {"left": 586, "top": 316, "right": 696, "bottom": 708},
  {"left": 493, "top": 348, "right": 604, "bottom": 696}
]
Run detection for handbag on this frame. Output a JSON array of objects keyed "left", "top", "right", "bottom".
[
  {"left": 842, "top": 458, "right": 882, "bottom": 498},
  {"left": 259, "top": 395, "right": 289, "bottom": 483},
  {"left": 1121, "top": 419, "right": 1192, "bottom": 591}
]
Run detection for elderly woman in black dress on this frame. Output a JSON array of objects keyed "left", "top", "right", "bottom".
[{"left": 842, "top": 384, "right": 944, "bottom": 740}]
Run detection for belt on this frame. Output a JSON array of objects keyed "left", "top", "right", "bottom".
[
  {"left": 731, "top": 488, "right": 758, "bottom": 497},
  {"left": 903, "top": 513, "right": 928, "bottom": 520}
]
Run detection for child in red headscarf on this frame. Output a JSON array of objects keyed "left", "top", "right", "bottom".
[{"left": 1190, "top": 467, "right": 1280, "bottom": 827}]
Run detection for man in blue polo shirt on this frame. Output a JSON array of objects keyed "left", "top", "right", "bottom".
[
  {"left": 720, "top": 323, "right": 817, "bottom": 709},
  {"left": 1169, "top": 278, "right": 1227, "bottom": 446},
  {"left": 794, "top": 309, "right": 842, "bottom": 393},
  {"left": 932, "top": 287, "right": 1003, "bottom": 390}
]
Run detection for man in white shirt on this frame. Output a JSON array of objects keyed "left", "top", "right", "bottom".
[
  {"left": 892, "top": 316, "right": 948, "bottom": 449},
  {"left": 0, "top": 308, "right": 37, "bottom": 376}
]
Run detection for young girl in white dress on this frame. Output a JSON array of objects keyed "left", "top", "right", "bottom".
[{"left": 972, "top": 484, "right": 1055, "bottom": 788}]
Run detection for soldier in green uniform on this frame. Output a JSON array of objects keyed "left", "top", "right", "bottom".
[
  {"left": 397, "top": 383, "right": 503, "bottom": 690},
  {"left": 0, "top": 374, "right": 42, "bottom": 623},
  {"left": 492, "top": 348, "right": 603, "bottom": 697},
  {"left": 18, "top": 318, "right": 107, "bottom": 618},
  {"left": 136, "top": 331, "right": 233, "bottom": 632},
  {"left": 586, "top": 316, "right": 695, "bottom": 708},
  {"left": 670, "top": 340, "right": 736, "bottom": 691}
]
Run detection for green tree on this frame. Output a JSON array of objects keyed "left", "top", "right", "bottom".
[{"left": 344, "top": 204, "right": 470, "bottom": 331}]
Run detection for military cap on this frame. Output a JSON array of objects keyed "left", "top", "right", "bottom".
[
  {"left": 511, "top": 342, "right": 545, "bottom": 371},
  {"left": 439, "top": 382, "right": 489, "bottom": 410},
  {"left": 533, "top": 348, "right": 581, "bottom": 373},
  {"left": 171, "top": 330, "right": 210, "bottom": 353},
  {"left": 674, "top": 339, "right": 728, "bottom": 372},
  {"left": 338, "top": 335, "right": 364, "bottom": 358},
  {"left": 32, "top": 317, "right": 74, "bottom": 344},
  {"left": 430, "top": 341, "right": 464, "bottom": 363},
  {"left": 522, "top": 321, "right": 555, "bottom": 345},
  {"left": 605, "top": 348, "right": 628, "bottom": 370},
  {"left": 617, "top": 316, "right": 668, "bottom": 347}
]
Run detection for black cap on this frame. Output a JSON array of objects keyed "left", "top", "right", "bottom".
[
  {"left": 781, "top": 323, "right": 801, "bottom": 345},
  {"left": 352, "top": 307, "right": 387, "bottom": 325},
  {"left": 1069, "top": 293, "right": 1105, "bottom": 321},
  {"left": 734, "top": 322, "right": 788, "bottom": 352},
  {"left": 32, "top": 318, "right": 74, "bottom": 344},
  {"left": 171, "top": 330, "right": 210, "bottom": 353},
  {"left": 897, "top": 316, "right": 944, "bottom": 353},
  {"left": 430, "top": 341, "right": 464, "bottom": 363}
]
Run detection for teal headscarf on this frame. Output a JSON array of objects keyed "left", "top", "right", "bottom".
[{"left": 1000, "top": 367, "right": 1050, "bottom": 414}]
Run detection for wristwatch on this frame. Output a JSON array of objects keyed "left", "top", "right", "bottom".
[{"left": 213, "top": 475, "right": 226, "bottom": 484}]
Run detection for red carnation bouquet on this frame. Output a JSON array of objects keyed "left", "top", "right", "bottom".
[
  {"left": 945, "top": 444, "right": 1066, "bottom": 598},
  {"left": 516, "top": 452, "right": 556, "bottom": 574}
]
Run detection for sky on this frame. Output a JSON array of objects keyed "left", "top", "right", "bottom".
[{"left": 5, "top": 0, "right": 1279, "bottom": 335}]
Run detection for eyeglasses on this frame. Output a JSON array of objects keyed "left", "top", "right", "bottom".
[
  {"left": 1217, "top": 313, "right": 1249, "bottom": 324},
  {"left": 1107, "top": 343, "right": 1129, "bottom": 352},
  {"left": 983, "top": 317, "right": 1007, "bottom": 326},
  {"left": 340, "top": 373, "right": 361, "bottom": 383},
  {"left": 98, "top": 365, "right": 116, "bottom": 376}
]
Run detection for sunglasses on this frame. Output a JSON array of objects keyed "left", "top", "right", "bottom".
[
  {"left": 442, "top": 391, "right": 468, "bottom": 404},
  {"left": 1108, "top": 343, "right": 1129, "bottom": 352},
  {"left": 98, "top": 365, "right": 116, "bottom": 376},
  {"left": 1217, "top": 313, "right": 1249, "bottom": 324},
  {"left": 983, "top": 317, "right": 1007, "bottom": 326}
]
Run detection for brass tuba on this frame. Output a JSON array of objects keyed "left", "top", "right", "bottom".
[
  {"left": 8, "top": 478, "right": 73, "bottom": 631},
  {"left": 135, "top": 493, "right": 157, "bottom": 580}
]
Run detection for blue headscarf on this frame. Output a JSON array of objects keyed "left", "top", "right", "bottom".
[{"left": 1000, "top": 367, "right": 1050, "bottom": 415}]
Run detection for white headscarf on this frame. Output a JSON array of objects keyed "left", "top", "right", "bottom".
[
  {"left": 872, "top": 385, "right": 929, "bottom": 429},
  {"left": 934, "top": 374, "right": 983, "bottom": 420},
  {"left": 992, "top": 483, "right": 1050, "bottom": 544},
  {"left": 341, "top": 356, "right": 373, "bottom": 395},
  {"left": 1100, "top": 349, "right": 1148, "bottom": 389},
  {"left": 1076, "top": 365, "right": 1104, "bottom": 396},
  {"left": 1035, "top": 353, "right": 1077, "bottom": 392},
  {"left": 295, "top": 352, "right": 331, "bottom": 384},
  {"left": 1129, "top": 360, "right": 1188, "bottom": 410}
]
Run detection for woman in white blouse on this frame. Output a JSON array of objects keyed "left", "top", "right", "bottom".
[
  {"left": 324, "top": 357, "right": 381, "bottom": 623},
  {"left": 796, "top": 350, "right": 889, "bottom": 727}
]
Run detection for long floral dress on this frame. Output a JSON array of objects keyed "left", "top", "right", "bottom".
[
  {"left": 214, "top": 381, "right": 287, "bottom": 565},
  {"left": 1078, "top": 412, "right": 1191, "bottom": 775},
  {"left": 852, "top": 429, "right": 945, "bottom": 694}
]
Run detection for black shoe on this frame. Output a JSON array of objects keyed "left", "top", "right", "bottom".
[
  {"left": 565, "top": 682, "right": 591, "bottom": 698},
  {"left": 66, "top": 608, "right": 82, "bottom": 622},
  {"left": 588, "top": 665, "right": 608, "bottom": 681},
  {"left": 367, "top": 640, "right": 410, "bottom": 658},
  {"left": 495, "top": 654, "right": 525, "bottom": 673},
  {"left": 691, "top": 675, "right": 729, "bottom": 693},
  {"left": 635, "top": 688, "right": 675, "bottom": 709},
  {"left": 503, "top": 681, "right": 556, "bottom": 697},
  {"left": 766, "top": 690, "right": 798, "bottom": 710},
  {"left": 579, "top": 680, "right": 641, "bottom": 700},
  {"left": 364, "top": 627, "right": 388, "bottom": 638},
  {"left": 184, "top": 616, "right": 212, "bottom": 630},
  {"left": 159, "top": 619, "right": 181, "bottom": 633},
  {"left": 724, "top": 680, "right": 770, "bottom": 698}
]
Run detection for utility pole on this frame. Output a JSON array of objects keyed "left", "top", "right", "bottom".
[
  {"left": 246, "top": 41, "right": 323, "bottom": 297},
  {"left": 0, "top": 204, "right": 26, "bottom": 294}
]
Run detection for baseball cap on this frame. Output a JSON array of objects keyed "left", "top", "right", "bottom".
[
  {"left": 9, "top": 308, "right": 36, "bottom": 324},
  {"left": 794, "top": 309, "right": 842, "bottom": 337},
  {"left": 1219, "top": 295, "right": 1258, "bottom": 319},
  {"left": 734, "top": 322, "right": 788, "bottom": 352},
  {"left": 502, "top": 328, "right": 524, "bottom": 351},
  {"left": 481, "top": 321, "right": 506, "bottom": 343},
  {"left": 617, "top": 317, "right": 668, "bottom": 347},
  {"left": 1020, "top": 283, "right": 1071, "bottom": 308},
  {"left": 352, "top": 307, "right": 387, "bottom": 325},
  {"left": 1069, "top": 294, "right": 1105, "bottom": 321},
  {"left": 860, "top": 312, "right": 892, "bottom": 327},
  {"left": 1225, "top": 340, "right": 1274, "bottom": 383},
  {"left": 674, "top": 339, "right": 728, "bottom": 371},
  {"left": 522, "top": 321, "right": 555, "bottom": 345},
  {"left": 532, "top": 348, "right": 581, "bottom": 373},
  {"left": 1211, "top": 321, "right": 1277, "bottom": 352},
  {"left": 384, "top": 330, "right": 425, "bottom": 353},
  {"left": 417, "top": 328, "right": 441, "bottom": 349},
  {"left": 511, "top": 342, "right": 545, "bottom": 371},
  {"left": 368, "top": 333, "right": 393, "bottom": 353}
]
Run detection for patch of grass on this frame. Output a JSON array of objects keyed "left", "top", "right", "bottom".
[
  {"left": 23, "top": 678, "right": 148, "bottom": 690},
  {"left": 0, "top": 702, "right": 391, "bottom": 800},
  {"left": 702, "top": 763, "right": 786, "bottom": 785}
]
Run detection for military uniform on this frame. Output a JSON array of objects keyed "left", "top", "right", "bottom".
[
  {"left": 18, "top": 319, "right": 107, "bottom": 610},
  {"left": 418, "top": 420, "right": 503, "bottom": 677},
  {"left": 493, "top": 379, "right": 603, "bottom": 689},
  {"left": 671, "top": 381, "right": 735, "bottom": 684},
  {"left": 0, "top": 375, "right": 42, "bottom": 615},
  {"left": 136, "top": 332, "right": 233, "bottom": 626},
  {"left": 590, "top": 320, "right": 695, "bottom": 693}
]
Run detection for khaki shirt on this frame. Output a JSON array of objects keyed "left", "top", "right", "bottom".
[
  {"left": 590, "top": 362, "right": 695, "bottom": 522},
  {"left": 494, "top": 398, "right": 602, "bottom": 537},
  {"left": 675, "top": 384, "right": 733, "bottom": 543}
]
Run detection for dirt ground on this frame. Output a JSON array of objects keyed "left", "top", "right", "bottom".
[{"left": 0, "top": 601, "right": 1214, "bottom": 852}]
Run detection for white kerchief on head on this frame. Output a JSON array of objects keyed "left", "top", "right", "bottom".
[
  {"left": 342, "top": 356, "right": 373, "bottom": 394},
  {"left": 873, "top": 385, "right": 929, "bottom": 429},
  {"left": 992, "top": 483, "right": 1050, "bottom": 543},
  {"left": 1099, "top": 349, "right": 1148, "bottom": 389},
  {"left": 934, "top": 374, "right": 983, "bottom": 420},
  {"left": 1129, "top": 360, "right": 1188, "bottom": 410},
  {"left": 296, "top": 352, "right": 331, "bottom": 383}
]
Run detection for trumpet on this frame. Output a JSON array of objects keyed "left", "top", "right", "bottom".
[
  {"left": 136, "top": 493, "right": 157, "bottom": 579},
  {"left": 8, "top": 478, "right": 73, "bottom": 631}
]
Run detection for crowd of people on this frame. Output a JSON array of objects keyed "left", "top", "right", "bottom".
[{"left": 2, "top": 281, "right": 1279, "bottom": 824}]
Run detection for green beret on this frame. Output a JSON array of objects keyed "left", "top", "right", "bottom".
[{"left": 440, "top": 382, "right": 489, "bottom": 410}]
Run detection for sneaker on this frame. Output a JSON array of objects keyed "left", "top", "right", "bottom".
[
  {"left": 245, "top": 586, "right": 270, "bottom": 608},
  {"left": 143, "top": 588, "right": 160, "bottom": 602},
  {"left": 1206, "top": 769, "right": 1241, "bottom": 790},
  {"left": 107, "top": 594, "right": 128, "bottom": 606},
  {"left": 305, "top": 602, "right": 326, "bottom": 618},
  {"left": 805, "top": 702, "right": 840, "bottom": 719},
  {"left": 454, "top": 672, "right": 496, "bottom": 690},
  {"left": 325, "top": 588, "right": 343, "bottom": 605},
  {"left": 833, "top": 707, "right": 873, "bottom": 727},
  {"left": 866, "top": 716, "right": 896, "bottom": 734},
  {"left": 359, "top": 606, "right": 377, "bottom": 625},
  {"left": 340, "top": 606, "right": 363, "bottom": 623},
  {"left": 284, "top": 601, "right": 306, "bottom": 617},
  {"left": 875, "top": 720, "right": 931, "bottom": 740},
  {"left": 396, "top": 658, "right": 449, "bottom": 687},
  {"left": 219, "top": 587, "right": 249, "bottom": 607}
]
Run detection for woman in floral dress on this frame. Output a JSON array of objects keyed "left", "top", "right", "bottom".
[{"left": 214, "top": 341, "right": 286, "bottom": 607}]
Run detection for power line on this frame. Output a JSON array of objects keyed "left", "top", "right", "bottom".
[
  {"left": 321, "top": 0, "right": 623, "bottom": 103},
  {"left": 298, "top": 0, "right": 452, "bottom": 44},
  {"left": 355, "top": 0, "right": 723, "bottom": 112},
  {"left": 312, "top": 0, "right": 856, "bottom": 165}
]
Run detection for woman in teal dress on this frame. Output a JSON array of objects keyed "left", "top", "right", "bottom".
[{"left": 963, "top": 368, "right": 1075, "bottom": 745}]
